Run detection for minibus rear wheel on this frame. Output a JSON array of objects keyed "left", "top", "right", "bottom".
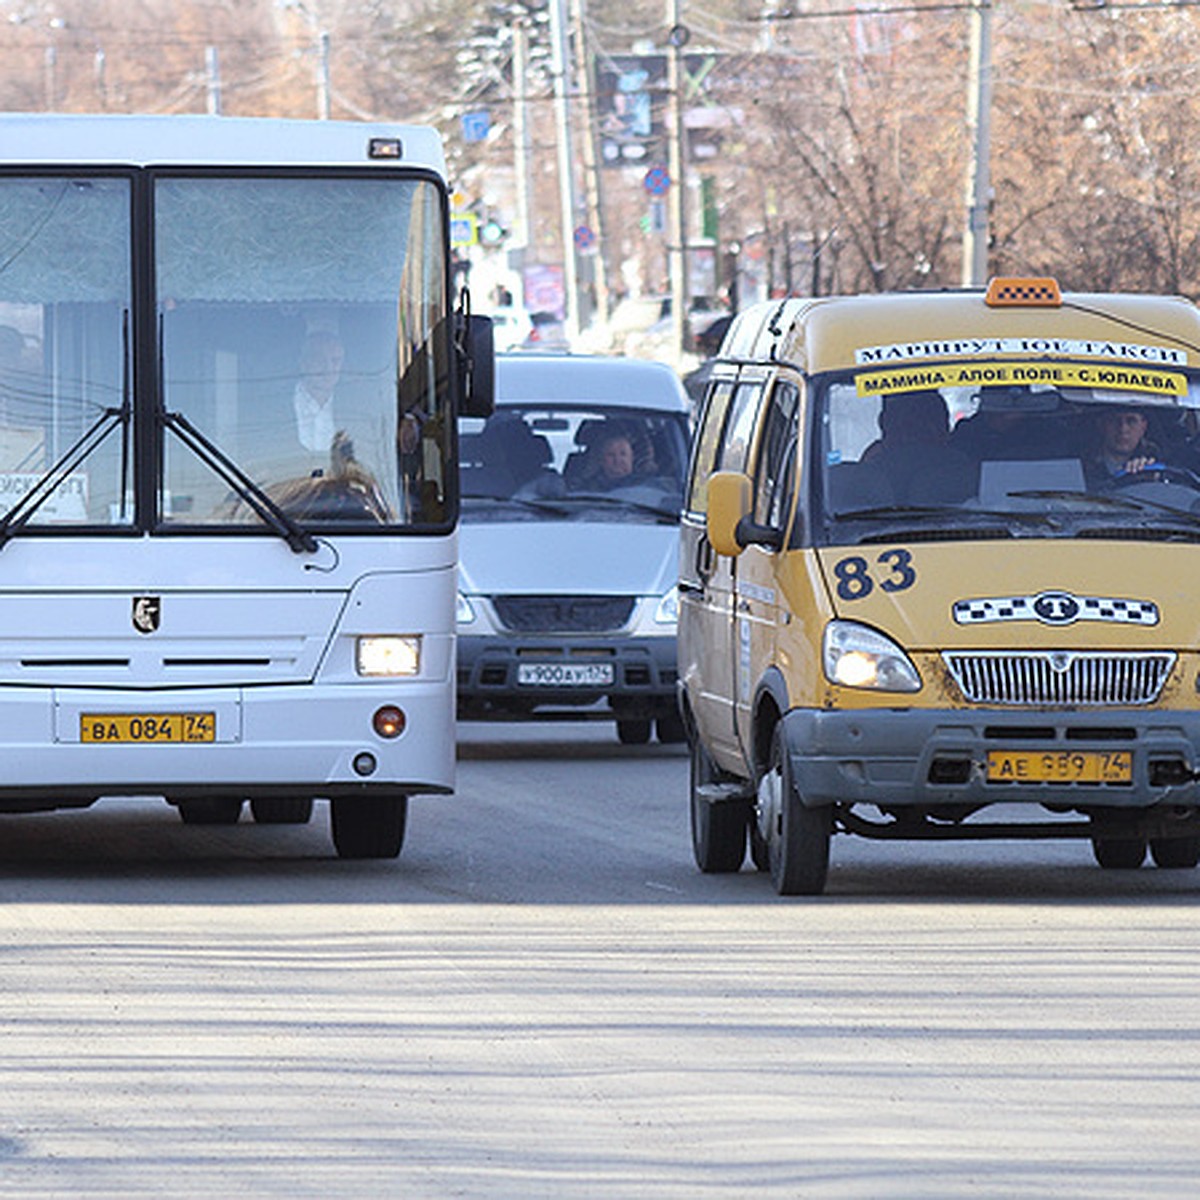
[
  {"left": 689, "top": 738, "right": 746, "bottom": 873},
  {"left": 177, "top": 797, "right": 243, "bottom": 825},
  {"left": 1091, "top": 836, "right": 1146, "bottom": 869},
  {"left": 250, "top": 797, "right": 314, "bottom": 824},
  {"left": 763, "top": 727, "right": 831, "bottom": 896},
  {"left": 1149, "top": 835, "right": 1200, "bottom": 869}
]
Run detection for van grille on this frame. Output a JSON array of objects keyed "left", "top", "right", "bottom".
[
  {"left": 943, "top": 651, "right": 1175, "bottom": 706},
  {"left": 492, "top": 595, "right": 635, "bottom": 633}
]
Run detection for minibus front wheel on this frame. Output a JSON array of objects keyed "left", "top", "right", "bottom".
[{"left": 760, "top": 727, "right": 831, "bottom": 896}]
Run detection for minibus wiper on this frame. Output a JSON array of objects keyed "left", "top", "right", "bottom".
[
  {"left": 159, "top": 409, "right": 318, "bottom": 554},
  {"left": 0, "top": 403, "right": 127, "bottom": 548},
  {"left": 558, "top": 492, "right": 680, "bottom": 520},
  {"left": 1011, "top": 488, "right": 1200, "bottom": 527},
  {"left": 462, "top": 492, "right": 571, "bottom": 516}
]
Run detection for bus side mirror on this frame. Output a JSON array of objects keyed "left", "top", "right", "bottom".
[
  {"left": 460, "top": 314, "right": 495, "bottom": 418},
  {"left": 707, "top": 471, "right": 751, "bottom": 557}
]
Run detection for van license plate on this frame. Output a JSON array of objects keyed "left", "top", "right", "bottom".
[
  {"left": 517, "top": 663, "right": 614, "bottom": 687},
  {"left": 81, "top": 713, "right": 217, "bottom": 744},
  {"left": 987, "top": 750, "right": 1132, "bottom": 784}
]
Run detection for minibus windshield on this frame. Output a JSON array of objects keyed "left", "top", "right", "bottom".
[
  {"left": 459, "top": 404, "right": 690, "bottom": 523},
  {"left": 816, "top": 366, "right": 1200, "bottom": 541}
]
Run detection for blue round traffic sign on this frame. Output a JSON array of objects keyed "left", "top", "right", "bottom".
[{"left": 643, "top": 166, "right": 671, "bottom": 197}]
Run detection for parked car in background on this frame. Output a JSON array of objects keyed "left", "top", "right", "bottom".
[
  {"left": 488, "top": 304, "right": 534, "bottom": 352},
  {"left": 457, "top": 354, "right": 691, "bottom": 743},
  {"left": 521, "top": 310, "right": 572, "bottom": 352}
]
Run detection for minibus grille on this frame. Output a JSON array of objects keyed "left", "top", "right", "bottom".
[
  {"left": 492, "top": 595, "right": 636, "bottom": 633},
  {"left": 943, "top": 651, "right": 1175, "bottom": 706}
]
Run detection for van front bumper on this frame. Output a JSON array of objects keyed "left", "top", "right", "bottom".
[
  {"left": 782, "top": 706, "right": 1200, "bottom": 810},
  {"left": 457, "top": 633, "right": 677, "bottom": 718}
]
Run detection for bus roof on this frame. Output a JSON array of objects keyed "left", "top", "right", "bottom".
[
  {"left": 0, "top": 113, "right": 446, "bottom": 175},
  {"left": 722, "top": 289, "right": 1200, "bottom": 373}
]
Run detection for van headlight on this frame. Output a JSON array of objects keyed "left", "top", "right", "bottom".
[
  {"left": 456, "top": 592, "right": 476, "bottom": 625},
  {"left": 356, "top": 635, "right": 421, "bottom": 677},
  {"left": 654, "top": 585, "right": 679, "bottom": 625},
  {"left": 823, "top": 621, "right": 920, "bottom": 692}
]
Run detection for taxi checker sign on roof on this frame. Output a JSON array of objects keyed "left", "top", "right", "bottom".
[
  {"left": 854, "top": 338, "right": 1188, "bottom": 365},
  {"left": 855, "top": 361, "right": 1189, "bottom": 399}
]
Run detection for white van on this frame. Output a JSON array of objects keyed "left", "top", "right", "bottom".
[{"left": 457, "top": 354, "right": 691, "bottom": 743}]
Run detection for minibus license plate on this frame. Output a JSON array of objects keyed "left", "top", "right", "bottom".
[
  {"left": 987, "top": 750, "right": 1131, "bottom": 784},
  {"left": 517, "top": 663, "right": 614, "bottom": 687},
  {"left": 81, "top": 713, "right": 216, "bottom": 744}
]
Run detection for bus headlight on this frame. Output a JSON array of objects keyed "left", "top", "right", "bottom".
[
  {"left": 655, "top": 585, "right": 679, "bottom": 625},
  {"left": 823, "top": 621, "right": 920, "bottom": 692},
  {"left": 356, "top": 635, "right": 421, "bottom": 677}
]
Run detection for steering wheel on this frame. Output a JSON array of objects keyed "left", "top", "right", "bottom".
[{"left": 1106, "top": 462, "right": 1200, "bottom": 490}]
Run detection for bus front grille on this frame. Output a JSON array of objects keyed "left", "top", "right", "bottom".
[{"left": 943, "top": 651, "right": 1175, "bottom": 706}]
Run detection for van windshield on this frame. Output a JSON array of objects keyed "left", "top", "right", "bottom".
[
  {"left": 459, "top": 404, "right": 690, "bottom": 523},
  {"left": 816, "top": 364, "right": 1200, "bottom": 542}
]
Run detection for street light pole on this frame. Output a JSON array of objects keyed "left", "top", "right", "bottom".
[
  {"left": 961, "top": 0, "right": 993, "bottom": 286},
  {"left": 666, "top": 5, "right": 690, "bottom": 359},
  {"left": 548, "top": 0, "right": 582, "bottom": 342}
]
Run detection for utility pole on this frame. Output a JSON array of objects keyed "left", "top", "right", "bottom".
[
  {"left": 511, "top": 20, "right": 534, "bottom": 251},
  {"left": 548, "top": 0, "right": 582, "bottom": 342},
  {"left": 961, "top": 0, "right": 993, "bottom": 286},
  {"left": 666, "top": 5, "right": 690, "bottom": 359},
  {"left": 316, "top": 29, "right": 331, "bottom": 120},
  {"left": 205, "top": 46, "right": 222, "bottom": 116},
  {"left": 570, "top": 0, "right": 609, "bottom": 324}
]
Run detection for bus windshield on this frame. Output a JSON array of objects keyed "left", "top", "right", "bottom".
[
  {"left": 158, "top": 174, "right": 450, "bottom": 530},
  {"left": 0, "top": 170, "right": 452, "bottom": 534},
  {"left": 817, "top": 368, "right": 1200, "bottom": 541}
]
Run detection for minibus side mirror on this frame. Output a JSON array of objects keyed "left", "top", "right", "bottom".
[
  {"left": 707, "top": 470, "right": 785, "bottom": 556},
  {"left": 707, "top": 471, "right": 751, "bottom": 557}
]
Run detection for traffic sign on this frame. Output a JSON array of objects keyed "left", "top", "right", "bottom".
[
  {"left": 643, "top": 166, "right": 670, "bottom": 196},
  {"left": 574, "top": 225, "right": 596, "bottom": 251},
  {"left": 450, "top": 213, "right": 478, "bottom": 248}
]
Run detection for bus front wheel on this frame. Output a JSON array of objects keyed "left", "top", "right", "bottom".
[{"left": 330, "top": 796, "right": 407, "bottom": 859}]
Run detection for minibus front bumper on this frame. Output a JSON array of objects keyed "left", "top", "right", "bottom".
[{"left": 782, "top": 706, "right": 1200, "bottom": 810}]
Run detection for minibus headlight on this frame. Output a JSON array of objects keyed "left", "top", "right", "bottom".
[
  {"left": 356, "top": 635, "right": 421, "bottom": 677},
  {"left": 823, "top": 621, "right": 921, "bottom": 692},
  {"left": 655, "top": 585, "right": 679, "bottom": 625},
  {"left": 456, "top": 592, "right": 476, "bottom": 625}
]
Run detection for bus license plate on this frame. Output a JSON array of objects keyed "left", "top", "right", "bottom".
[
  {"left": 80, "top": 713, "right": 216, "bottom": 744},
  {"left": 517, "top": 662, "right": 614, "bottom": 687},
  {"left": 987, "top": 750, "right": 1132, "bottom": 784}
]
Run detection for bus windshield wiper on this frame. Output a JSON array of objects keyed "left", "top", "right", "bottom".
[
  {"left": 160, "top": 409, "right": 318, "bottom": 554},
  {"left": 0, "top": 402, "right": 128, "bottom": 549}
]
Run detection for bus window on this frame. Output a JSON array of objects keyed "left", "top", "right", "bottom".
[{"left": 0, "top": 176, "right": 132, "bottom": 527}]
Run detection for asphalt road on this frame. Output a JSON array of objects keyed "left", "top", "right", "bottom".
[{"left": 0, "top": 721, "right": 1197, "bottom": 1197}]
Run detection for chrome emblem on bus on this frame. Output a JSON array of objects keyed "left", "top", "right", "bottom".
[{"left": 132, "top": 595, "right": 161, "bottom": 634}]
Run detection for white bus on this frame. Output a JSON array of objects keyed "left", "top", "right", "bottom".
[{"left": 0, "top": 114, "right": 493, "bottom": 858}]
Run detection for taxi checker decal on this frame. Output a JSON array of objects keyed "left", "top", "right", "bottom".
[{"left": 953, "top": 591, "right": 1159, "bottom": 627}]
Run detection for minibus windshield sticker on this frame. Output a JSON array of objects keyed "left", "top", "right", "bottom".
[
  {"left": 854, "top": 339, "right": 1188, "bottom": 366},
  {"left": 854, "top": 361, "right": 1187, "bottom": 399}
]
